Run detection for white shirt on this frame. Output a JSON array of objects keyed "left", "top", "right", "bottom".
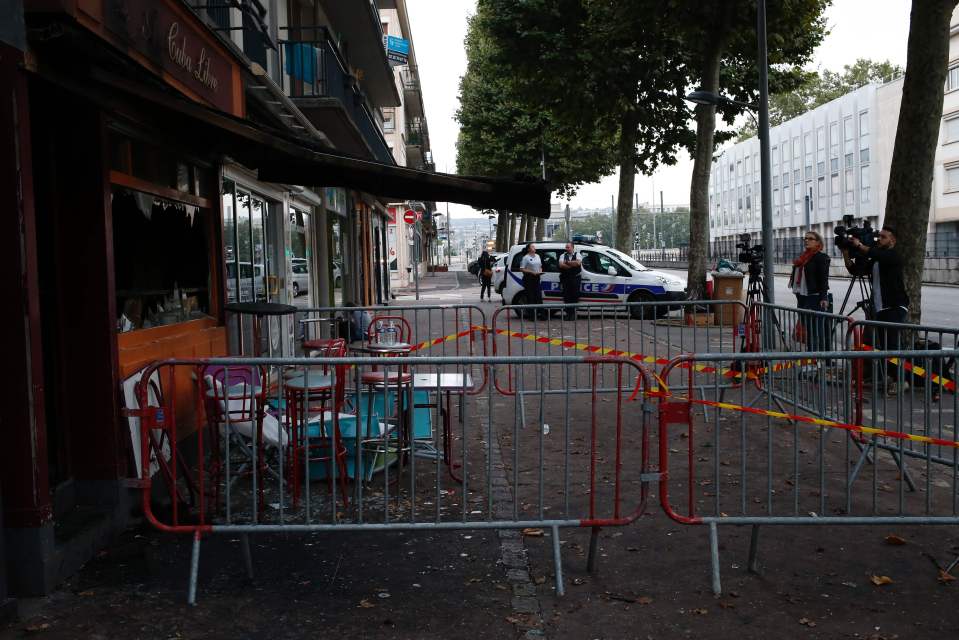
[{"left": 520, "top": 254, "right": 542, "bottom": 274}]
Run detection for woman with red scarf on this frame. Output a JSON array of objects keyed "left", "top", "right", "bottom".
[{"left": 789, "top": 231, "right": 831, "bottom": 349}]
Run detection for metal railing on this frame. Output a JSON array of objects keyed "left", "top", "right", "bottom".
[{"left": 277, "top": 26, "right": 393, "bottom": 165}]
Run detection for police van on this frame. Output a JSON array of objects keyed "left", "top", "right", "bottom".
[{"left": 502, "top": 242, "right": 687, "bottom": 317}]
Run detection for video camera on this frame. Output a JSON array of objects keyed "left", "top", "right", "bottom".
[
  {"left": 736, "top": 233, "right": 764, "bottom": 277},
  {"left": 833, "top": 214, "right": 878, "bottom": 251}
]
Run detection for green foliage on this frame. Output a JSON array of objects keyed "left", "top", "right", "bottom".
[
  {"left": 455, "top": 8, "right": 616, "bottom": 198},
  {"left": 569, "top": 210, "right": 691, "bottom": 249},
  {"left": 735, "top": 58, "right": 902, "bottom": 140}
]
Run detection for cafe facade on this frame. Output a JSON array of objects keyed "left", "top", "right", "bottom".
[{"left": 0, "top": 0, "right": 548, "bottom": 599}]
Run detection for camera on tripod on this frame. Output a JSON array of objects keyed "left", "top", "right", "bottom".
[
  {"left": 834, "top": 214, "right": 878, "bottom": 250},
  {"left": 736, "top": 233, "right": 764, "bottom": 276},
  {"left": 833, "top": 214, "right": 878, "bottom": 276}
]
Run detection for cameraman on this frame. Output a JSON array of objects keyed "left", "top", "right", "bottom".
[
  {"left": 846, "top": 225, "right": 908, "bottom": 326},
  {"left": 847, "top": 226, "right": 910, "bottom": 392}
]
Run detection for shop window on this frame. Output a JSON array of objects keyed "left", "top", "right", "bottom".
[
  {"left": 109, "top": 129, "right": 211, "bottom": 198},
  {"left": 112, "top": 189, "right": 212, "bottom": 332}
]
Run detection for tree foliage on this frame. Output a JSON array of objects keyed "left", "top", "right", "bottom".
[
  {"left": 455, "top": 7, "right": 616, "bottom": 199},
  {"left": 735, "top": 58, "right": 904, "bottom": 140}
]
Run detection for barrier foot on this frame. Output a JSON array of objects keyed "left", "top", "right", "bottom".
[
  {"left": 586, "top": 526, "right": 600, "bottom": 573},
  {"left": 552, "top": 525, "right": 565, "bottom": 597},
  {"left": 709, "top": 522, "right": 722, "bottom": 596},
  {"left": 188, "top": 531, "right": 202, "bottom": 606},
  {"left": 241, "top": 533, "right": 255, "bottom": 580},
  {"left": 889, "top": 450, "right": 918, "bottom": 492},
  {"left": 747, "top": 525, "right": 761, "bottom": 574}
]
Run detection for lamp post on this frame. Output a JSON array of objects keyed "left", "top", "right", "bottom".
[{"left": 685, "top": 1, "right": 774, "bottom": 304}]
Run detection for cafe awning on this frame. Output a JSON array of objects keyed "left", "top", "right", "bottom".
[{"left": 91, "top": 69, "right": 552, "bottom": 218}]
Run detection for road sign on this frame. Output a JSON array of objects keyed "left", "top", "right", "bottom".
[{"left": 403, "top": 210, "right": 416, "bottom": 224}]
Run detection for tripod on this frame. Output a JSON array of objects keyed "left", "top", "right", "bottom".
[
  {"left": 838, "top": 273, "right": 874, "bottom": 319},
  {"left": 741, "top": 264, "right": 789, "bottom": 353}
]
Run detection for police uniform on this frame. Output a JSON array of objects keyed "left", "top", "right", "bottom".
[
  {"left": 559, "top": 249, "right": 582, "bottom": 311},
  {"left": 519, "top": 252, "right": 543, "bottom": 305}
]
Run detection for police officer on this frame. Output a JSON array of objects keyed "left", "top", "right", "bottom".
[
  {"left": 519, "top": 243, "right": 543, "bottom": 317},
  {"left": 558, "top": 242, "right": 582, "bottom": 320}
]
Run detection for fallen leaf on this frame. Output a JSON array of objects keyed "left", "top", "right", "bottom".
[
  {"left": 637, "top": 596, "right": 653, "bottom": 605},
  {"left": 572, "top": 577, "right": 586, "bottom": 586},
  {"left": 359, "top": 599, "right": 375, "bottom": 608},
  {"left": 718, "top": 601, "right": 736, "bottom": 609},
  {"left": 870, "top": 575, "right": 894, "bottom": 586},
  {"left": 938, "top": 570, "right": 956, "bottom": 583},
  {"left": 465, "top": 578, "right": 483, "bottom": 585},
  {"left": 533, "top": 575, "right": 546, "bottom": 585},
  {"left": 522, "top": 528, "right": 544, "bottom": 537},
  {"left": 77, "top": 590, "right": 95, "bottom": 597},
  {"left": 25, "top": 623, "right": 51, "bottom": 632},
  {"left": 884, "top": 534, "right": 907, "bottom": 546},
  {"left": 691, "top": 607, "right": 708, "bottom": 615},
  {"left": 798, "top": 617, "right": 817, "bottom": 627}
]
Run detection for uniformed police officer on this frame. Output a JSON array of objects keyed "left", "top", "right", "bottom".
[
  {"left": 558, "top": 242, "right": 582, "bottom": 320},
  {"left": 519, "top": 243, "right": 544, "bottom": 317}
]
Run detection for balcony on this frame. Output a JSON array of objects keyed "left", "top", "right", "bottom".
[
  {"left": 405, "top": 118, "right": 429, "bottom": 167},
  {"left": 317, "top": 0, "right": 399, "bottom": 107},
  {"left": 279, "top": 27, "right": 394, "bottom": 165},
  {"left": 400, "top": 66, "right": 424, "bottom": 119}
]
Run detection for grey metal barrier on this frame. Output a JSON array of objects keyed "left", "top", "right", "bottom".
[
  {"left": 133, "top": 354, "right": 654, "bottom": 605},
  {"left": 490, "top": 300, "right": 747, "bottom": 400},
  {"left": 656, "top": 349, "right": 959, "bottom": 596}
]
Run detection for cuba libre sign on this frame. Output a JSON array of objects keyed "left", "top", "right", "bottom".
[{"left": 105, "top": 0, "right": 236, "bottom": 114}]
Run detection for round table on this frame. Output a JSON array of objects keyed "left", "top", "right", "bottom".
[
  {"left": 351, "top": 342, "right": 413, "bottom": 356},
  {"left": 225, "top": 301, "right": 298, "bottom": 357}
]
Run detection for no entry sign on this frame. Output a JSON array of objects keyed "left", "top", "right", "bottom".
[{"left": 403, "top": 210, "right": 416, "bottom": 224}]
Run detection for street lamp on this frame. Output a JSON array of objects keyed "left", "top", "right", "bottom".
[{"left": 685, "top": 1, "right": 774, "bottom": 304}]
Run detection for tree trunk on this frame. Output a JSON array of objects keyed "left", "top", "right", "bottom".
[
  {"left": 687, "top": 41, "right": 724, "bottom": 300},
  {"left": 496, "top": 209, "right": 508, "bottom": 251},
  {"left": 883, "top": 0, "right": 958, "bottom": 324},
  {"left": 615, "top": 110, "right": 639, "bottom": 254},
  {"left": 518, "top": 215, "right": 528, "bottom": 245},
  {"left": 535, "top": 216, "right": 545, "bottom": 241},
  {"left": 508, "top": 213, "right": 517, "bottom": 247},
  {"left": 525, "top": 215, "right": 535, "bottom": 241}
]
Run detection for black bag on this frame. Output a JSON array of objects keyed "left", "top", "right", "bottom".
[
  {"left": 468, "top": 260, "right": 480, "bottom": 275},
  {"left": 909, "top": 338, "right": 955, "bottom": 392}
]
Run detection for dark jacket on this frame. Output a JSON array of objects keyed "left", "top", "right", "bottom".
[
  {"left": 793, "top": 252, "right": 830, "bottom": 302},
  {"left": 478, "top": 253, "right": 496, "bottom": 271},
  {"left": 865, "top": 245, "right": 909, "bottom": 310}
]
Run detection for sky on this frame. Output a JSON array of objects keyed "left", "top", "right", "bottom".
[{"left": 405, "top": 0, "right": 913, "bottom": 218}]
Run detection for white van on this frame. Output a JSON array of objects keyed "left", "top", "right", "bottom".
[{"left": 502, "top": 242, "right": 687, "bottom": 316}]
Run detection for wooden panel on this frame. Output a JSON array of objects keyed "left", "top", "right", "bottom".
[{"left": 118, "top": 318, "right": 227, "bottom": 439}]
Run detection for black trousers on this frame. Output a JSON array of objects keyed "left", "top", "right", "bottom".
[
  {"left": 561, "top": 275, "right": 581, "bottom": 305},
  {"left": 480, "top": 274, "right": 492, "bottom": 299},
  {"left": 523, "top": 274, "right": 543, "bottom": 305},
  {"left": 875, "top": 306, "right": 908, "bottom": 381}
]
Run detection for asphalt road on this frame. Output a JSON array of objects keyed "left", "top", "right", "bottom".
[{"left": 656, "top": 267, "right": 959, "bottom": 327}]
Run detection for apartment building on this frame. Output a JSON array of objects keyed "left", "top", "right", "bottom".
[{"left": 710, "top": 8, "right": 959, "bottom": 257}]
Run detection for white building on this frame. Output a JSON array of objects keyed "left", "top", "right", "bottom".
[
  {"left": 710, "top": 8, "right": 959, "bottom": 254},
  {"left": 380, "top": 0, "right": 432, "bottom": 287}
]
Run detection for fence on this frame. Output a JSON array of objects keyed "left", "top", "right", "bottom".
[
  {"left": 132, "top": 354, "right": 654, "bottom": 604},
  {"left": 489, "top": 300, "right": 747, "bottom": 399},
  {"left": 655, "top": 349, "right": 959, "bottom": 595}
]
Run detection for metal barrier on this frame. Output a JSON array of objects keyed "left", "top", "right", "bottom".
[
  {"left": 655, "top": 349, "right": 959, "bottom": 595},
  {"left": 296, "top": 303, "right": 489, "bottom": 393},
  {"left": 133, "top": 354, "right": 653, "bottom": 604},
  {"left": 490, "top": 300, "right": 747, "bottom": 398}
]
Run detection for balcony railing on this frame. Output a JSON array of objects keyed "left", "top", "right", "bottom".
[
  {"left": 278, "top": 26, "right": 393, "bottom": 165},
  {"left": 405, "top": 119, "right": 429, "bottom": 148},
  {"left": 401, "top": 66, "right": 420, "bottom": 92}
]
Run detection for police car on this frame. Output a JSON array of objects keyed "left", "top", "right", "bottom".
[{"left": 502, "top": 242, "right": 687, "bottom": 317}]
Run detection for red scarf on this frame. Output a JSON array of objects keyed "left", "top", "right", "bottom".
[{"left": 792, "top": 248, "right": 817, "bottom": 286}]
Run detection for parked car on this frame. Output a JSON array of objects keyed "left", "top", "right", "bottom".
[
  {"left": 226, "top": 261, "right": 266, "bottom": 302},
  {"left": 501, "top": 242, "right": 687, "bottom": 318},
  {"left": 493, "top": 254, "right": 509, "bottom": 297},
  {"left": 332, "top": 261, "right": 342, "bottom": 288},
  {"left": 291, "top": 258, "right": 309, "bottom": 297}
]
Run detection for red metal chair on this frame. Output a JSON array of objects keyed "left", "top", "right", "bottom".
[{"left": 284, "top": 339, "right": 349, "bottom": 508}]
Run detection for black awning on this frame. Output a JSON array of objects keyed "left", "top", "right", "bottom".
[{"left": 90, "top": 69, "right": 551, "bottom": 218}]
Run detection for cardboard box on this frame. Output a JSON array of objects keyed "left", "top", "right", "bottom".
[{"left": 684, "top": 312, "right": 714, "bottom": 327}]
